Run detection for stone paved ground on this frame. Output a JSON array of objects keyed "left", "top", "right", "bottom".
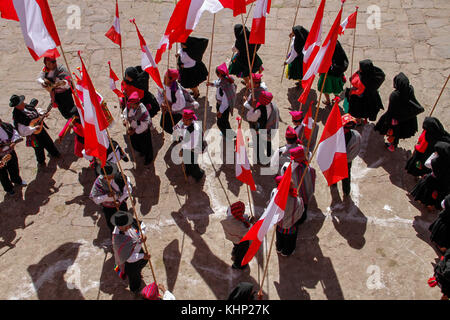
[{"left": 0, "top": 0, "right": 449, "bottom": 300}]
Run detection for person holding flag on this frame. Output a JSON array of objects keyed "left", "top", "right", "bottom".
[
  {"left": 176, "top": 36, "right": 209, "bottom": 100},
  {"left": 270, "top": 126, "right": 300, "bottom": 175},
  {"left": 290, "top": 105, "right": 319, "bottom": 152},
  {"left": 229, "top": 24, "right": 263, "bottom": 88},
  {"left": 121, "top": 92, "right": 154, "bottom": 166},
  {"left": 284, "top": 26, "right": 309, "bottom": 84},
  {"left": 207, "top": 63, "right": 237, "bottom": 140}
]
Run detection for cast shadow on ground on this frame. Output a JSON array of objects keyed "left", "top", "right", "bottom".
[
  {"left": 55, "top": 132, "right": 80, "bottom": 171},
  {"left": 274, "top": 205, "right": 345, "bottom": 300},
  {"left": 170, "top": 211, "right": 264, "bottom": 299},
  {"left": 27, "top": 242, "right": 85, "bottom": 300},
  {"left": 286, "top": 86, "right": 317, "bottom": 113},
  {"left": 357, "top": 123, "right": 418, "bottom": 194},
  {"left": 163, "top": 239, "right": 182, "bottom": 293}
]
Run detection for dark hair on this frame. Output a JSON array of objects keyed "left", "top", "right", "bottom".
[{"left": 286, "top": 137, "right": 297, "bottom": 144}]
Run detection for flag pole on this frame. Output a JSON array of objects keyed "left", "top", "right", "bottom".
[
  {"left": 105, "top": 128, "right": 158, "bottom": 284},
  {"left": 258, "top": 228, "right": 276, "bottom": 299},
  {"left": 203, "top": 13, "right": 216, "bottom": 133},
  {"left": 429, "top": 73, "right": 449, "bottom": 116},
  {"left": 240, "top": 14, "right": 256, "bottom": 108},
  {"left": 349, "top": 7, "right": 359, "bottom": 78},
  {"left": 246, "top": 184, "right": 254, "bottom": 219},
  {"left": 280, "top": 0, "right": 301, "bottom": 84}
]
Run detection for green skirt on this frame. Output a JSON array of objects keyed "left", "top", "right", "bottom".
[
  {"left": 317, "top": 73, "right": 344, "bottom": 95},
  {"left": 286, "top": 56, "right": 303, "bottom": 80},
  {"left": 229, "top": 53, "right": 263, "bottom": 78}
]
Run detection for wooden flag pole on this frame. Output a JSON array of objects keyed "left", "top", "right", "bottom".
[
  {"left": 240, "top": 14, "right": 256, "bottom": 108},
  {"left": 203, "top": 13, "right": 216, "bottom": 133},
  {"left": 349, "top": 7, "right": 359, "bottom": 78},
  {"left": 281, "top": 0, "right": 301, "bottom": 84},
  {"left": 429, "top": 73, "right": 449, "bottom": 117},
  {"left": 105, "top": 128, "right": 158, "bottom": 284}
]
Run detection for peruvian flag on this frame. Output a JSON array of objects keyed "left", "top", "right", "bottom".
[
  {"left": 239, "top": 161, "right": 292, "bottom": 266},
  {"left": 105, "top": 0, "right": 121, "bottom": 46},
  {"left": 303, "top": 4, "right": 343, "bottom": 81},
  {"left": 302, "top": 101, "right": 314, "bottom": 142},
  {"left": 155, "top": 0, "right": 252, "bottom": 64},
  {"left": 78, "top": 52, "right": 110, "bottom": 167},
  {"left": 236, "top": 118, "right": 256, "bottom": 191},
  {"left": 302, "top": 0, "right": 325, "bottom": 74},
  {"left": 108, "top": 61, "right": 124, "bottom": 98},
  {"left": 73, "top": 67, "right": 103, "bottom": 105},
  {"left": 248, "top": 0, "right": 271, "bottom": 44},
  {"left": 298, "top": 76, "right": 314, "bottom": 104},
  {"left": 0, "top": 0, "right": 61, "bottom": 61},
  {"left": 316, "top": 97, "right": 348, "bottom": 186},
  {"left": 339, "top": 7, "right": 358, "bottom": 35},
  {"left": 131, "top": 19, "right": 163, "bottom": 89}
]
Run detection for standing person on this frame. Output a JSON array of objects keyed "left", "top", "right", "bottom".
[
  {"left": 0, "top": 118, "right": 26, "bottom": 195},
  {"left": 206, "top": 63, "right": 237, "bottom": 139},
  {"left": 287, "top": 146, "right": 316, "bottom": 219},
  {"left": 157, "top": 69, "right": 199, "bottom": 134},
  {"left": 176, "top": 36, "right": 209, "bottom": 99},
  {"left": 410, "top": 142, "right": 450, "bottom": 210},
  {"left": 229, "top": 24, "right": 263, "bottom": 88},
  {"left": 332, "top": 114, "right": 361, "bottom": 196},
  {"left": 429, "top": 248, "right": 450, "bottom": 300},
  {"left": 270, "top": 126, "right": 300, "bottom": 175},
  {"left": 220, "top": 201, "right": 252, "bottom": 270},
  {"left": 89, "top": 162, "right": 132, "bottom": 232},
  {"left": 121, "top": 66, "right": 160, "bottom": 117},
  {"left": 243, "top": 73, "right": 268, "bottom": 131},
  {"left": 317, "top": 41, "right": 348, "bottom": 107},
  {"left": 122, "top": 92, "right": 154, "bottom": 165},
  {"left": 172, "top": 109, "right": 205, "bottom": 182},
  {"left": 375, "top": 72, "right": 424, "bottom": 152},
  {"left": 245, "top": 91, "right": 277, "bottom": 164},
  {"left": 429, "top": 195, "right": 450, "bottom": 254},
  {"left": 405, "top": 117, "right": 450, "bottom": 177},
  {"left": 284, "top": 26, "right": 309, "bottom": 85},
  {"left": 110, "top": 210, "right": 150, "bottom": 297},
  {"left": 346, "top": 59, "right": 385, "bottom": 124},
  {"left": 57, "top": 116, "right": 84, "bottom": 158},
  {"left": 273, "top": 175, "right": 305, "bottom": 257},
  {"left": 11, "top": 94, "right": 61, "bottom": 168},
  {"left": 289, "top": 110, "right": 320, "bottom": 152},
  {"left": 36, "top": 57, "right": 77, "bottom": 120}
]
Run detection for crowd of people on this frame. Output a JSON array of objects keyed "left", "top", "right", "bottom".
[{"left": 0, "top": 20, "right": 449, "bottom": 300}]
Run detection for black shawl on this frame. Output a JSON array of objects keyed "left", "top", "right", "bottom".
[
  {"left": 423, "top": 117, "right": 450, "bottom": 144},
  {"left": 227, "top": 282, "right": 255, "bottom": 300},
  {"left": 432, "top": 142, "right": 450, "bottom": 181},
  {"left": 124, "top": 66, "right": 149, "bottom": 92},
  {"left": 388, "top": 72, "right": 424, "bottom": 121},
  {"left": 292, "top": 25, "right": 309, "bottom": 54},
  {"left": 182, "top": 37, "right": 209, "bottom": 62},
  {"left": 328, "top": 41, "right": 348, "bottom": 77},
  {"left": 234, "top": 24, "right": 260, "bottom": 61},
  {"left": 358, "top": 59, "right": 385, "bottom": 91},
  {"left": 257, "top": 105, "right": 268, "bottom": 130}
]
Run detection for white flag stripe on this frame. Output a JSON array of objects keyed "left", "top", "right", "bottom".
[
  {"left": 256, "top": 191, "right": 284, "bottom": 241},
  {"left": 83, "top": 88, "right": 109, "bottom": 149},
  {"left": 303, "top": 39, "right": 331, "bottom": 80},
  {"left": 113, "top": 16, "right": 120, "bottom": 33},
  {"left": 316, "top": 127, "right": 346, "bottom": 172}
]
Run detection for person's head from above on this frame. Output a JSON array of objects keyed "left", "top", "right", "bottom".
[
  {"left": 289, "top": 110, "right": 303, "bottom": 126},
  {"left": 164, "top": 69, "right": 179, "bottom": 86},
  {"left": 124, "top": 67, "right": 138, "bottom": 83},
  {"left": 342, "top": 113, "right": 357, "bottom": 133},
  {"left": 110, "top": 210, "right": 134, "bottom": 232},
  {"left": 285, "top": 126, "right": 298, "bottom": 144},
  {"left": 9, "top": 94, "right": 26, "bottom": 111},
  {"left": 182, "top": 109, "right": 196, "bottom": 126},
  {"left": 216, "top": 63, "right": 229, "bottom": 79},
  {"left": 97, "top": 161, "right": 118, "bottom": 181},
  {"left": 127, "top": 92, "right": 140, "bottom": 109},
  {"left": 251, "top": 73, "right": 263, "bottom": 87},
  {"left": 289, "top": 145, "right": 305, "bottom": 163}
]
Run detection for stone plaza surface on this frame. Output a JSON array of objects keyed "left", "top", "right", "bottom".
[{"left": 0, "top": 0, "right": 449, "bottom": 300}]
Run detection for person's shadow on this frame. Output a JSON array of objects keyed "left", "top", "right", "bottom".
[
  {"left": 163, "top": 239, "right": 182, "bottom": 293},
  {"left": 287, "top": 86, "right": 318, "bottom": 112},
  {"left": 27, "top": 242, "right": 85, "bottom": 300},
  {"left": 55, "top": 132, "right": 80, "bottom": 171},
  {"left": 170, "top": 211, "right": 262, "bottom": 299},
  {"left": 97, "top": 254, "right": 135, "bottom": 300}
]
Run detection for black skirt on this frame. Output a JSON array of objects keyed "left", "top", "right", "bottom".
[
  {"left": 179, "top": 61, "right": 208, "bottom": 89},
  {"left": 429, "top": 217, "right": 450, "bottom": 249},
  {"left": 347, "top": 90, "right": 383, "bottom": 121},
  {"left": 375, "top": 113, "right": 418, "bottom": 139},
  {"left": 160, "top": 112, "right": 182, "bottom": 134},
  {"left": 410, "top": 174, "right": 448, "bottom": 209},
  {"left": 405, "top": 150, "right": 432, "bottom": 177}
]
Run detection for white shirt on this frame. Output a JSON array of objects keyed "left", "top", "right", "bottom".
[
  {"left": 112, "top": 221, "right": 147, "bottom": 263},
  {"left": 157, "top": 85, "right": 186, "bottom": 113},
  {"left": 121, "top": 104, "right": 152, "bottom": 134},
  {"left": 213, "top": 80, "right": 229, "bottom": 113},
  {"left": 244, "top": 102, "right": 273, "bottom": 124},
  {"left": 178, "top": 48, "right": 196, "bottom": 68},
  {"left": 17, "top": 108, "right": 45, "bottom": 137},
  {"left": 91, "top": 175, "right": 132, "bottom": 205},
  {"left": 285, "top": 36, "right": 299, "bottom": 64},
  {"left": 0, "top": 126, "right": 20, "bottom": 154}
]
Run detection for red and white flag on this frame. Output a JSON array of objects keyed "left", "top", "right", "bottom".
[
  {"left": 302, "top": 0, "right": 325, "bottom": 74},
  {"left": 105, "top": 0, "right": 121, "bottom": 46},
  {"left": 339, "top": 7, "right": 358, "bottom": 35},
  {"left": 236, "top": 118, "right": 256, "bottom": 191},
  {"left": 73, "top": 67, "right": 103, "bottom": 105},
  {"left": 239, "top": 161, "right": 292, "bottom": 266},
  {"left": 316, "top": 97, "right": 348, "bottom": 186},
  {"left": 302, "top": 101, "right": 314, "bottom": 142},
  {"left": 0, "top": 0, "right": 61, "bottom": 60},
  {"left": 303, "top": 4, "right": 343, "bottom": 81},
  {"left": 108, "top": 61, "right": 124, "bottom": 98},
  {"left": 248, "top": 0, "right": 271, "bottom": 44},
  {"left": 298, "top": 76, "right": 314, "bottom": 104},
  {"left": 78, "top": 52, "right": 110, "bottom": 167},
  {"left": 131, "top": 19, "right": 163, "bottom": 89},
  {"left": 155, "top": 0, "right": 252, "bottom": 64}
]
